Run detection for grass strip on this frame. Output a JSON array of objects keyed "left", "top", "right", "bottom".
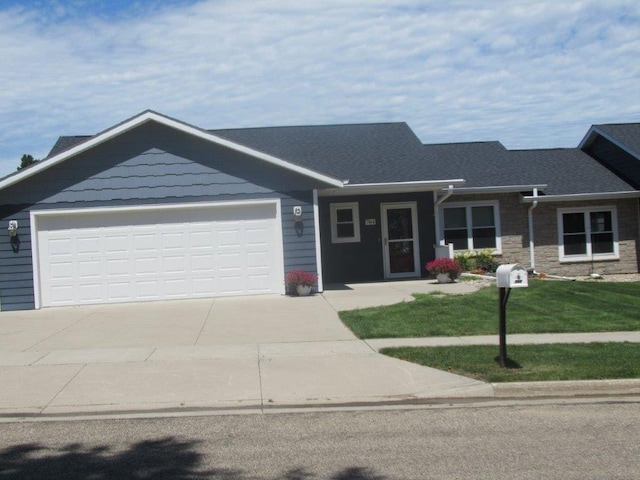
[
  {"left": 340, "top": 280, "right": 640, "bottom": 338},
  {"left": 381, "top": 342, "right": 640, "bottom": 382}
]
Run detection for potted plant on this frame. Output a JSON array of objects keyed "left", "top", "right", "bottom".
[
  {"left": 286, "top": 269, "right": 318, "bottom": 296},
  {"left": 425, "top": 258, "right": 462, "bottom": 283}
]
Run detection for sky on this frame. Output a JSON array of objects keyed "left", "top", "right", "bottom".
[{"left": 1, "top": 0, "right": 639, "bottom": 176}]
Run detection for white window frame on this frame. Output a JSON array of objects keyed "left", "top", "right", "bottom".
[
  {"left": 557, "top": 206, "right": 619, "bottom": 262},
  {"left": 330, "top": 202, "right": 361, "bottom": 244},
  {"left": 439, "top": 200, "right": 502, "bottom": 253}
]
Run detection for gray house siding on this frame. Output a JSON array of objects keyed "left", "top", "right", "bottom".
[
  {"left": 319, "top": 192, "right": 435, "bottom": 283},
  {"left": 0, "top": 122, "right": 324, "bottom": 310},
  {"left": 583, "top": 136, "right": 640, "bottom": 189},
  {"left": 0, "top": 206, "right": 35, "bottom": 310}
]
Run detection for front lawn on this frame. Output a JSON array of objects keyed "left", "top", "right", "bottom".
[
  {"left": 381, "top": 343, "right": 640, "bottom": 382},
  {"left": 339, "top": 280, "right": 640, "bottom": 338}
]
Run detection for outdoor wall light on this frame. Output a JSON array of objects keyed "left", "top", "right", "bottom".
[{"left": 8, "top": 220, "right": 18, "bottom": 237}]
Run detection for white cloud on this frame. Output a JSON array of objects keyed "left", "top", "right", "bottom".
[{"left": 0, "top": 0, "right": 638, "bottom": 175}]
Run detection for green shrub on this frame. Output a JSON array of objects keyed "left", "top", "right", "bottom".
[{"left": 454, "top": 249, "right": 499, "bottom": 273}]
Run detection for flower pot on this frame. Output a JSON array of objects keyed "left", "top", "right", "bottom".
[
  {"left": 296, "top": 284, "right": 312, "bottom": 296},
  {"left": 436, "top": 273, "right": 451, "bottom": 284}
]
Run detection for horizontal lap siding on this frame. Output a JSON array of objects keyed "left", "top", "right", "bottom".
[
  {"left": 281, "top": 193, "right": 318, "bottom": 275},
  {"left": 0, "top": 123, "right": 323, "bottom": 310},
  {"left": 0, "top": 207, "right": 34, "bottom": 310}
]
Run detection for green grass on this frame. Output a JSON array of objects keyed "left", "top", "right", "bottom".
[
  {"left": 381, "top": 343, "right": 640, "bottom": 382},
  {"left": 339, "top": 280, "right": 640, "bottom": 338}
]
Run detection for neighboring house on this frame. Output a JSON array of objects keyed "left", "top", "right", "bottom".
[
  {"left": 579, "top": 123, "right": 640, "bottom": 189},
  {"left": 0, "top": 110, "right": 638, "bottom": 311}
]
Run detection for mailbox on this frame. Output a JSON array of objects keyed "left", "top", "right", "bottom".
[{"left": 496, "top": 264, "right": 528, "bottom": 288}]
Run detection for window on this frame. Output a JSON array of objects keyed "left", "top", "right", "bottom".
[
  {"left": 330, "top": 202, "right": 360, "bottom": 243},
  {"left": 441, "top": 201, "right": 501, "bottom": 252},
  {"left": 558, "top": 207, "right": 618, "bottom": 261}
]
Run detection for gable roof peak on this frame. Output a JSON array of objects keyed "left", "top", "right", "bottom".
[{"left": 0, "top": 110, "right": 345, "bottom": 192}]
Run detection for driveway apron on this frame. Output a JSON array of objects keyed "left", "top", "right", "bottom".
[{"left": 0, "top": 286, "right": 491, "bottom": 415}]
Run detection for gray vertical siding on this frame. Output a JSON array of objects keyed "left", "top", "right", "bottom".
[
  {"left": 319, "top": 192, "right": 435, "bottom": 284},
  {"left": 0, "top": 122, "right": 324, "bottom": 310}
]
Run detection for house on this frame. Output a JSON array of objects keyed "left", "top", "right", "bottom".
[{"left": 0, "top": 110, "right": 638, "bottom": 311}]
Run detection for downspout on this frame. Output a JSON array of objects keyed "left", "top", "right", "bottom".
[
  {"left": 312, "top": 189, "right": 324, "bottom": 293},
  {"left": 527, "top": 188, "right": 538, "bottom": 271},
  {"left": 434, "top": 185, "right": 454, "bottom": 246}
]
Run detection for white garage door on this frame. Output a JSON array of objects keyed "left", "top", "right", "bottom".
[{"left": 35, "top": 202, "right": 283, "bottom": 307}]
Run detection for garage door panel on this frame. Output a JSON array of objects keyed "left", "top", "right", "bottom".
[
  {"left": 106, "top": 258, "right": 130, "bottom": 276},
  {"left": 105, "top": 234, "right": 129, "bottom": 254},
  {"left": 108, "top": 281, "right": 133, "bottom": 301},
  {"left": 135, "top": 257, "right": 159, "bottom": 275},
  {"left": 135, "top": 280, "right": 160, "bottom": 299},
  {"left": 134, "top": 233, "right": 157, "bottom": 252},
  {"left": 37, "top": 202, "right": 282, "bottom": 307},
  {"left": 190, "top": 231, "right": 214, "bottom": 249},
  {"left": 78, "top": 260, "right": 102, "bottom": 279},
  {"left": 161, "top": 232, "right": 186, "bottom": 250},
  {"left": 191, "top": 254, "right": 215, "bottom": 272},
  {"left": 218, "top": 229, "right": 240, "bottom": 247},
  {"left": 48, "top": 237, "right": 73, "bottom": 256},
  {"left": 163, "top": 255, "right": 187, "bottom": 274},
  {"left": 79, "top": 283, "right": 103, "bottom": 303},
  {"left": 48, "top": 260, "right": 74, "bottom": 280},
  {"left": 50, "top": 285, "right": 75, "bottom": 305}
]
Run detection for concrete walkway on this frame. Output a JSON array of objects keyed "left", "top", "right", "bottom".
[{"left": 0, "top": 279, "right": 638, "bottom": 418}]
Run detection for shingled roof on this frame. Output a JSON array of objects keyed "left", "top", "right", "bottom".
[
  {"left": 212, "top": 123, "right": 455, "bottom": 185},
  {"left": 48, "top": 122, "right": 459, "bottom": 185},
  {"left": 422, "top": 142, "right": 635, "bottom": 195},
  {"left": 43, "top": 115, "right": 638, "bottom": 196}
]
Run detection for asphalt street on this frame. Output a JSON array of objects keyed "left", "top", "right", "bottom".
[{"left": 1, "top": 399, "right": 639, "bottom": 479}]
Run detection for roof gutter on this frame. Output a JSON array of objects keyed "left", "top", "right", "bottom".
[
  {"left": 451, "top": 184, "right": 547, "bottom": 195},
  {"left": 522, "top": 191, "right": 640, "bottom": 203},
  {"left": 318, "top": 179, "right": 465, "bottom": 197}
]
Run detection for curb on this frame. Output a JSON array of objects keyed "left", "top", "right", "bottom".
[
  {"left": 1, "top": 380, "right": 639, "bottom": 422},
  {"left": 492, "top": 379, "right": 640, "bottom": 398}
]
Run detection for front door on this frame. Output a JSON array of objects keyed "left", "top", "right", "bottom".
[{"left": 381, "top": 202, "right": 421, "bottom": 279}]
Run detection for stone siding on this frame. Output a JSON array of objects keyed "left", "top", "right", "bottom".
[{"left": 533, "top": 199, "right": 639, "bottom": 276}]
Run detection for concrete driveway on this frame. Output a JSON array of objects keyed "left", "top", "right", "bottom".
[
  {"left": 0, "top": 294, "right": 355, "bottom": 353},
  {"left": 0, "top": 281, "right": 492, "bottom": 416}
]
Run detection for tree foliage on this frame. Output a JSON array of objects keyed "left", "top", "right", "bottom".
[{"left": 18, "top": 154, "right": 39, "bottom": 171}]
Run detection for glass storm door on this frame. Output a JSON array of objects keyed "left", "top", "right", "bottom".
[{"left": 381, "top": 203, "right": 421, "bottom": 278}]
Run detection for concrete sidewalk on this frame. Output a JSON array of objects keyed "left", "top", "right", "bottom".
[{"left": 366, "top": 331, "right": 640, "bottom": 350}]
